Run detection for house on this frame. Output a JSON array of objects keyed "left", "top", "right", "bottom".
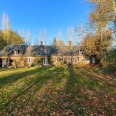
[{"left": 0, "top": 41, "right": 91, "bottom": 68}]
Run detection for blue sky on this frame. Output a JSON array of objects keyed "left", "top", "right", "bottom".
[{"left": 0, "top": 0, "right": 90, "bottom": 45}]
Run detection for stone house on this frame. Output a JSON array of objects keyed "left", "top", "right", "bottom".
[{"left": 0, "top": 41, "right": 91, "bottom": 68}]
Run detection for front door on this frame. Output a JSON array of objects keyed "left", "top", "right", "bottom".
[
  {"left": 43, "top": 56, "right": 48, "bottom": 66},
  {"left": 0, "top": 58, "right": 2, "bottom": 67}
]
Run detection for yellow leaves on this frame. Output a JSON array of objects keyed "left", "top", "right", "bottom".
[{"left": 88, "top": 0, "right": 114, "bottom": 29}]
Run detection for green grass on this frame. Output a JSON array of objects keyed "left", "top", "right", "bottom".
[{"left": 0, "top": 66, "right": 116, "bottom": 115}]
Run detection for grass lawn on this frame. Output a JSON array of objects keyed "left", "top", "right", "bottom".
[{"left": 0, "top": 66, "right": 116, "bottom": 115}]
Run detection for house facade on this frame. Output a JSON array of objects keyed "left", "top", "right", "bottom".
[{"left": 0, "top": 41, "right": 92, "bottom": 68}]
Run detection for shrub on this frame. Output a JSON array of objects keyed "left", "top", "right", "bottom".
[{"left": 101, "top": 49, "right": 116, "bottom": 68}]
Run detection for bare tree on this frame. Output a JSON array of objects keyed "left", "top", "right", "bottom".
[
  {"left": 39, "top": 30, "right": 42, "bottom": 45},
  {"left": 67, "top": 27, "right": 70, "bottom": 45},
  {"left": 71, "top": 27, "right": 74, "bottom": 45},
  {"left": 2, "top": 12, "right": 7, "bottom": 31},
  {"left": 76, "top": 24, "right": 87, "bottom": 45},
  {"left": 2, "top": 12, "right": 10, "bottom": 31},
  {"left": 44, "top": 30, "right": 47, "bottom": 46},
  {"left": 27, "top": 30, "right": 31, "bottom": 45},
  {"left": 58, "top": 30, "right": 62, "bottom": 40},
  {"left": 34, "top": 38, "right": 39, "bottom": 45}
]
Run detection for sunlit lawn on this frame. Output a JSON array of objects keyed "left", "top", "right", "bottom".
[{"left": 0, "top": 66, "right": 116, "bottom": 115}]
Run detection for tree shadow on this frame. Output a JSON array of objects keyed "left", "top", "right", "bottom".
[
  {"left": 49, "top": 66, "right": 116, "bottom": 115},
  {"left": 0, "top": 66, "right": 66, "bottom": 114},
  {"left": 0, "top": 66, "right": 116, "bottom": 115},
  {"left": 0, "top": 67, "right": 45, "bottom": 89}
]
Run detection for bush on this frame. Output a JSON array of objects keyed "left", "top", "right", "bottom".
[
  {"left": 32, "top": 57, "right": 43, "bottom": 66},
  {"left": 101, "top": 49, "right": 116, "bottom": 68}
]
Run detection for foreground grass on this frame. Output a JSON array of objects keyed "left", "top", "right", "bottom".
[{"left": 0, "top": 66, "right": 116, "bottom": 116}]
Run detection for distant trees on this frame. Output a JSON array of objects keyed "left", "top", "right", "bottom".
[
  {"left": 0, "top": 30, "right": 25, "bottom": 50},
  {"left": 52, "top": 37, "right": 65, "bottom": 46},
  {"left": 0, "top": 12, "right": 25, "bottom": 50}
]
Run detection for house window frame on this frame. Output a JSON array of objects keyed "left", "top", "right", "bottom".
[{"left": 28, "top": 57, "right": 32, "bottom": 63}]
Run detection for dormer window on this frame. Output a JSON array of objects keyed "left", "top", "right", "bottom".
[{"left": 14, "top": 50, "right": 18, "bottom": 56}]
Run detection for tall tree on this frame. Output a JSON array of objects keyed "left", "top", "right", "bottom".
[
  {"left": 81, "top": 28, "right": 112, "bottom": 59},
  {"left": 71, "top": 27, "right": 74, "bottom": 45},
  {"left": 27, "top": 30, "right": 31, "bottom": 45},
  {"left": 87, "top": 0, "right": 115, "bottom": 29},
  {"left": 76, "top": 24, "right": 87, "bottom": 45},
  {"left": 2, "top": 12, "right": 11, "bottom": 44},
  {"left": 58, "top": 30, "right": 62, "bottom": 40},
  {"left": 44, "top": 30, "right": 47, "bottom": 45},
  {"left": 34, "top": 38, "right": 39, "bottom": 45},
  {"left": 67, "top": 27, "right": 70, "bottom": 43},
  {"left": 0, "top": 31, "right": 7, "bottom": 50},
  {"left": 39, "top": 30, "right": 42, "bottom": 45}
]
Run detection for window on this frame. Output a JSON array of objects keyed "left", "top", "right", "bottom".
[{"left": 28, "top": 58, "right": 32, "bottom": 63}]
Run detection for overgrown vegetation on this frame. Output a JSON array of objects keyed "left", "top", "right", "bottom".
[{"left": 0, "top": 66, "right": 116, "bottom": 115}]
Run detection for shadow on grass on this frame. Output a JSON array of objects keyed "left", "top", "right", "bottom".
[
  {"left": 0, "top": 66, "right": 66, "bottom": 113},
  {"left": 51, "top": 66, "right": 116, "bottom": 115},
  {"left": 0, "top": 66, "right": 116, "bottom": 115},
  {"left": 0, "top": 67, "right": 44, "bottom": 89}
]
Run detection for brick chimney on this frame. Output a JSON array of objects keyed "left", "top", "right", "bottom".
[
  {"left": 40, "top": 41, "right": 43, "bottom": 46},
  {"left": 40, "top": 41, "right": 43, "bottom": 50},
  {"left": 69, "top": 41, "right": 73, "bottom": 49}
]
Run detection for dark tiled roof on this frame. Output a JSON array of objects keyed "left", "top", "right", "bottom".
[{"left": 0, "top": 44, "right": 82, "bottom": 57}]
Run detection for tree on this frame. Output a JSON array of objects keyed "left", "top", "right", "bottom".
[
  {"left": 101, "top": 48, "right": 116, "bottom": 68},
  {"left": 76, "top": 24, "right": 87, "bottom": 45},
  {"left": 52, "top": 37, "right": 57, "bottom": 46},
  {"left": 0, "top": 31, "right": 7, "bottom": 50},
  {"left": 27, "top": 30, "right": 31, "bottom": 45},
  {"left": 39, "top": 31, "right": 42, "bottom": 45},
  {"left": 81, "top": 28, "right": 112, "bottom": 59},
  {"left": 0, "top": 30, "right": 24, "bottom": 50},
  {"left": 67, "top": 27, "right": 70, "bottom": 43},
  {"left": 44, "top": 30, "right": 47, "bottom": 45},
  {"left": 2, "top": 12, "right": 11, "bottom": 44},
  {"left": 67, "top": 27, "right": 74, "bottom": 45},
  {"left": 34, "top": 38, "right": 39, "bottom": 45},
  {"left": 56, "top": 39, "right": 65, "bottom": 46},
  {"left": 71, "top": 27, "right": 74, "bottom": 44},
  {"left": 10, "top": 30, "right": 25, "bottom": 44},
  {"left": 58, "top": 30, "right": 62, "bottom": 40},
  {"left": 87, "top": 0, "right": 116, "bottom": 33}
]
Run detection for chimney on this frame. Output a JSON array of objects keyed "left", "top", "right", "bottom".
[
  {"left": 40, "top": 41, "right": 43, "bottom": 50},
  {"left": 69, "top": 41, "right": 73, "bottom": 49},
  {"left": 40, "top": 41, "right": 43, "bottom": 46}
]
